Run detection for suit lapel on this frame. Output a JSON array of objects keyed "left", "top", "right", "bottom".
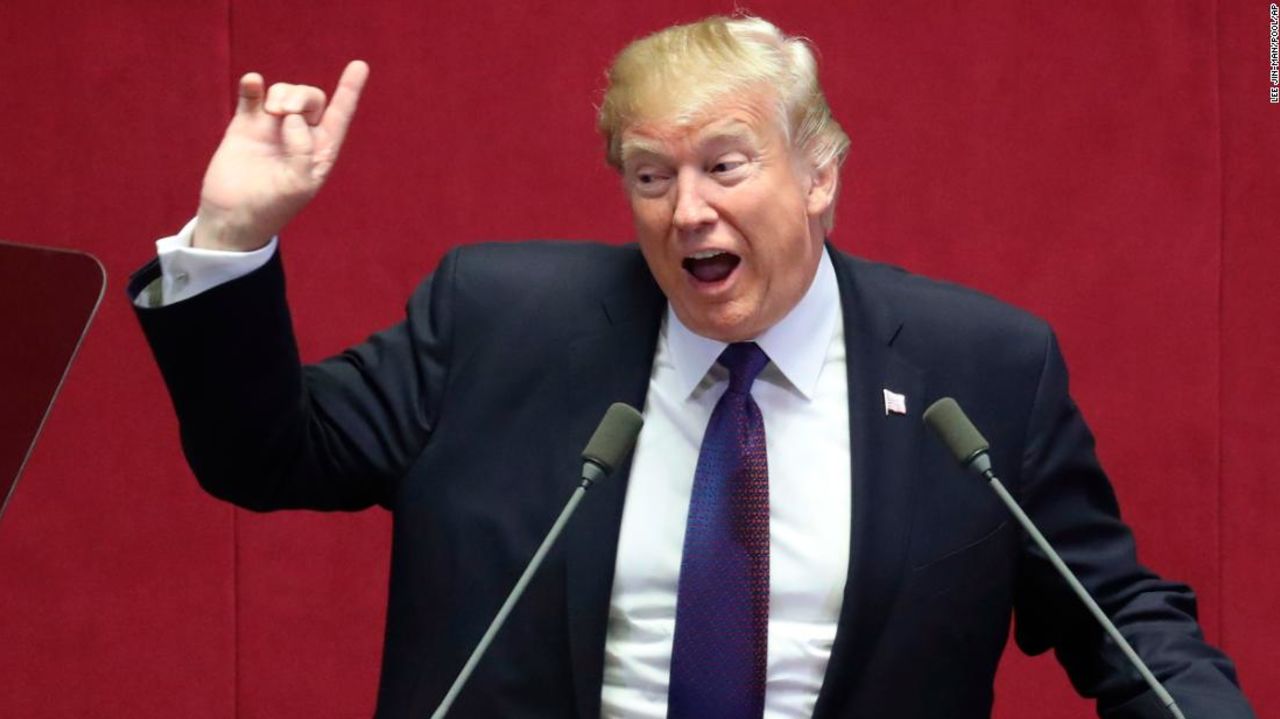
[
  {"left": 813, "top": 250, "right": 925, "bottom": 718},
  {"left": 561, "top": 253, "right": 664, "bottom": 719}
]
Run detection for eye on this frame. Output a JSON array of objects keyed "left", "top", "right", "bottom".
[
  {"left": 628, "top": 164, "right": 673, "bottom": 195},
  {"left": 709, "top": 153, "right": 750, "bottom": 178},
  {"left": 628, "top": 164, "right": 664, "bottom": 183}
]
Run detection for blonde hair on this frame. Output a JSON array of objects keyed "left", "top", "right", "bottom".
[{"left": 598, "top": 15, "right": 850, "bottom": 177}]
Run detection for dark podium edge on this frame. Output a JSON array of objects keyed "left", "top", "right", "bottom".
[{"left": 0, "top": 240, "right": 106, "bottom": 522}]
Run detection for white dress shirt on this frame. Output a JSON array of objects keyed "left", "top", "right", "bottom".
[
  {"left": 133, "top": 218, "right": 276, "bottom": 307},
  {"left": 142, "top": 227, "right": 852, "bottom": 717},
  {"left": 602, "top": 249, "right": 851, "bottom": 719}
]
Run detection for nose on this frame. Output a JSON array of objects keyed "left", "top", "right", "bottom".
[{"left": 672, "top": 168, "right": 717, "bottom": 232}]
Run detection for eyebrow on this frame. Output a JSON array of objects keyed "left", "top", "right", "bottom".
[
  {"left": 619, "top": 137, "right": 665, "bottom": 165},
  {"left": 619, "top": 122, "right": 762, "bottom": 166}
]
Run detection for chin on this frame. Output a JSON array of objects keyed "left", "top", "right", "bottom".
[{"left": 682, "top": 307, "right": 761, "bottom": 343}]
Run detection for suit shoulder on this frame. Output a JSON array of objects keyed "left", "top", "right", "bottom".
[
  {"left": 451, "top": 240, "right": 643, "bottom": 290},
  {"left": 402, "top": 239, "right": 659, "bottom": 350},
  {"left": 404, "top": 239, "right": 645, "bottom": 310},
  {"left": 838, "top": 253, "right": 1053, "bottom": 355}
]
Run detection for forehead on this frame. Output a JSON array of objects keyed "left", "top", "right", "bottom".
[{"left": 618, "top": 93, "right": 785, "bottom": 163}]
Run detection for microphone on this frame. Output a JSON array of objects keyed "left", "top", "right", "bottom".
[
  {"left": 922, "top": 397, "right": 1188, "bottom": 719},
  {"left": 581, "top": 402, "right": 646, "bottom": 486},
  {"left": 429, "top": 402, "right": 644, "bottom": 719}
]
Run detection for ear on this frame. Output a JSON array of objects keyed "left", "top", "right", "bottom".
[{"left": 805, "top": 159, "right": 839, "bottom": 218}]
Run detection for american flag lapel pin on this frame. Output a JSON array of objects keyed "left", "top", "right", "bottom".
[{"left": 883, "top": 388, "right": 907, "bottom": 416}]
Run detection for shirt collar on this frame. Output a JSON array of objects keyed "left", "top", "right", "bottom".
[{"left": 666, "top": 247, "right": 841, "bottom": 400}]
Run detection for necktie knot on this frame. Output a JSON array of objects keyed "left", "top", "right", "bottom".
[{"left": 719, "top": 342, "right": 770, "bottom": 395}]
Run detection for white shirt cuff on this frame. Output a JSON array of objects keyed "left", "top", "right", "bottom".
[{"left": 135, "top": 217, "right": 278, "bottom": 307}]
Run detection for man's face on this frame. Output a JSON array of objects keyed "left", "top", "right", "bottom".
[{"left": 621, "top": 91, "right": 836, "bottom": 342}]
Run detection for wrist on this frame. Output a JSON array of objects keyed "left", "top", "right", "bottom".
[{"left": 192, "top": 210, "right": 272, "bottom": 252}]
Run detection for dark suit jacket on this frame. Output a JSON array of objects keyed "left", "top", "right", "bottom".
[{"left": 130, "top": 241, "right": 1253, "bottom": 718}]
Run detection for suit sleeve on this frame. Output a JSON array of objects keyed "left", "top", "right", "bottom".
[
  {"left": 1011, "top": 331, "right": 1255, "bottom": 718},
  {"left": 129, "top": 247, "right": 456, "bottom": 512}
]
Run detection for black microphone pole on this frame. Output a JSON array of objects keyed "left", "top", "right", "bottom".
[
  {"left": 923, "top": 397, "right": 1187, "bottom": 719},
  {"left": 429, "top": 403, "right": 644, "bottom": 719}
]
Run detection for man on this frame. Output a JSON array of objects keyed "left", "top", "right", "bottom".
[{"left": 131, "top": 15, "right": 1253, "bottom": 719}]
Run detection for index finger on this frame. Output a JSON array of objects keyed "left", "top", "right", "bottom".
[{"left": 319, "top": 60, "right": 370, "bottom": 146}]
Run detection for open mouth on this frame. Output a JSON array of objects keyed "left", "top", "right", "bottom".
[{"left": 682, "top": 250, "right": 741, "bottom": 284}]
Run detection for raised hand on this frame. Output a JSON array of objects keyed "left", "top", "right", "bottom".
[{"left": 193, "top": 60, "right": 370, "bottom": 252}]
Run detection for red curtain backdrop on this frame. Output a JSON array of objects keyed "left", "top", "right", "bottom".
[{"left": 1, "top": 1, "right": 1276, "bottom": 717}]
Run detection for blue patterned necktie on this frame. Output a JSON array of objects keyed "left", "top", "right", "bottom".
[{"left": 668, "top": 342, "right": 771, "bottom": 719}]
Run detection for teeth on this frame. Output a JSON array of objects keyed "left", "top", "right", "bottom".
[{"left": 688, "top": 250, "right": 726, "bottom": 260}]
